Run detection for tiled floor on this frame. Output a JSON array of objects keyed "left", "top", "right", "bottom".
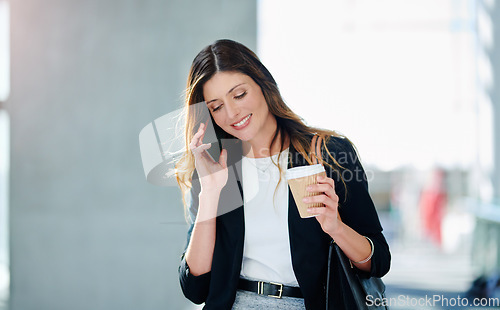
[
  {"left": 384, "top": 238, "right": 479, "bottom": 309},
  {"left": 380, "top": 208, "right": 500, "bottom": 310}
]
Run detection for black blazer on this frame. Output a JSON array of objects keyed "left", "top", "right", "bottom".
[{"left": 179, "top": 135, "right": 391, "bottom": 309}]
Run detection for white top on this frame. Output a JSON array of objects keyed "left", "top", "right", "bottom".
[{"left": 240, "top": 148, "right": 299, "bottom": 286}]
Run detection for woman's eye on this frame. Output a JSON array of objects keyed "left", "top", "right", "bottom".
[
  {"left": 234, "top": 91, "right": 247, "bottom": 100},
  {"left": 212, "top": 105, "right": 222, "bottom": 112}
]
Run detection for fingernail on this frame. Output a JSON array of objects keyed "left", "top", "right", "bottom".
[
  {"left": 303, "top": 197, "right": 309, "bottom": 202},
  {"left": 306, "top": 186, "right": 312, "bottom": 191},
  {"left": 307, "top": 208, "right": 313, "bottom": 212}
]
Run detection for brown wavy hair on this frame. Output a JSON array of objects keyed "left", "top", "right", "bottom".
[{"left": 175, "top": 39, "right": 352, "bottom": 214}]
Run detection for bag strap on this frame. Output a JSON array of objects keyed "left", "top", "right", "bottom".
[{"left": 315, "top": 134, "right": 347, "bottom": 309}]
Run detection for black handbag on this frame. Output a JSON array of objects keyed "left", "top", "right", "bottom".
[{"left": 326, "top": 240, "right": 388, "bottom": 309}]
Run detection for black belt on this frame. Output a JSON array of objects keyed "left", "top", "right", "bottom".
[{"left": 237, "top": 278, "right": 303, "bottom": 299}]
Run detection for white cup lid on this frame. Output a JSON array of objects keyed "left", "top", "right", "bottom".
[{"left": 285, "top": 164, "right": 325, "bottom": 180}]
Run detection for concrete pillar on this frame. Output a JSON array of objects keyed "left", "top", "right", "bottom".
[
  {"left": 491, "top": 2, "right": 500, "bottom": 200},
  {"left": 472, "top": 0, "right": 500, "bottom": 276},
  {"left": 7, "top": 1, "right": 256, "bottom": 310}
]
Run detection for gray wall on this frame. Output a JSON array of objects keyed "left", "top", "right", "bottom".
[
  {"left": 7, "top": 1, "right": 255, "bottom": 309},
  {"left": 473, "top": 1, "right": 500, "bottom": 275},
  {"left": 492, "top": 0, "right": 500, "bottom": 201}
]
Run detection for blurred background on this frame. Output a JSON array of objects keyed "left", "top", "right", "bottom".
[{"left": 1, "top": 0, "right": 500, "bottom": 309}]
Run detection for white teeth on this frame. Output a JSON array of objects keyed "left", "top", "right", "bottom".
[{"left": 233, "top": 114, "right": 251, "bottom": 127}]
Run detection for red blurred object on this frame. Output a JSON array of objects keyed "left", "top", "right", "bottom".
[{"left": 419, "top": 168, "right": 447, "bottom": 245}]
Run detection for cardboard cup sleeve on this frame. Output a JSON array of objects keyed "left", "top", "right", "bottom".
[{"left": 286, "top": 164, "right": 326, "bottom": 218}]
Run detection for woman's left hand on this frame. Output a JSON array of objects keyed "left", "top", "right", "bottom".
[{"left": 303, "top": 175, "right": 342, "bottom": 236}]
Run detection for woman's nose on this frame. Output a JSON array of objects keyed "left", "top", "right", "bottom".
[{"left": 225, "top": 100, "right": 240, "bottom": 119}]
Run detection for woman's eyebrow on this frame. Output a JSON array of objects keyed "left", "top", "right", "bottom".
[{"left": 206, "top": 83, "right": 246, "bottom": 105}]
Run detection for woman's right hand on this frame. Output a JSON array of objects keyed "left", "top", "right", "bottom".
[{"left": 189, "top": 122, "right": 228, "bottom": 193}]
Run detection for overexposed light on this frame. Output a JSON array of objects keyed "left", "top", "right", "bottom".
[
  {"left": 0, "top": 264, "right": 8, "bottom": 298},
  {"left": 258, "top": 0, "right": 477, "bottom": 171}
]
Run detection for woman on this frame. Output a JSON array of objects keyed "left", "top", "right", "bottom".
[{"left": 176, "top": 39, "right": 391, "bottom": 309}]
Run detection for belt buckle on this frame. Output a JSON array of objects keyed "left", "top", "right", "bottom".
[
  {"left": 268, "top": 282, "right": 283, "bottom": 299},
  {"left": 257, "top": 281, "right": 283, "bottom": 299}
]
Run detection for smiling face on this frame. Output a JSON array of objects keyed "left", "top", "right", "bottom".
[{"left": 203, "top": 71, "right": 277, "bottom": 150}]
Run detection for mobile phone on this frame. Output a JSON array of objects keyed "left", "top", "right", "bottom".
[{"left": 191, "top": 100, "right": 226, "bottom": 163}]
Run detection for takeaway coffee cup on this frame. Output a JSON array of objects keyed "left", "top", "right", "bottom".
[{"left": 285, "top": 164, "right": 327, "bottom": 218}]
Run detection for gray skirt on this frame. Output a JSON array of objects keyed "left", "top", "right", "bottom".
[{"left": 231, "top": 289, "right": 306, "bottom": 310}]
